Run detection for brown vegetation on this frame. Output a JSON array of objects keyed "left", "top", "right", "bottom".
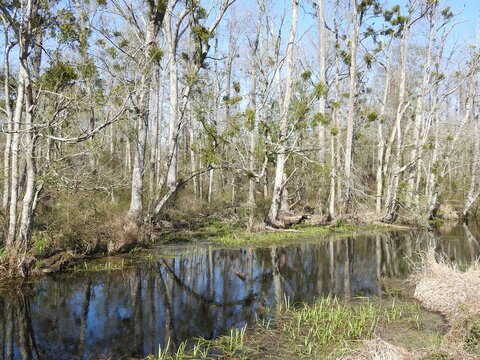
[
  {"left": 337, "top": 249, "right": 480, "bottom": 360},
  {"left": 411, "top": 249, "right": 480, "bottom": 320},
  {"left": 340, "top": 339, "right": 412, "bottom": 360}
]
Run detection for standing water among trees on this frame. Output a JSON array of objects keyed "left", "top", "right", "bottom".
[
  {"left": 0, "top": 0, "right": 480, "bottom": 358},
  {"left": 0, "top": 0, "right": 479, "bottom": 302}
]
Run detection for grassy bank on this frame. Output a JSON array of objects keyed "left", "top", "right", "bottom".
[
  {"left": 142, "top": 296, "right": 439, "bottom": 360},
  {"left": 155, "top": 219, "right": 405, "bottom": 248},
  {"left": 0, "top": 210, "right": 410, "bottom": 281},
  {"left": 0, "top": 216, "right": 406, "bottom": 279}
]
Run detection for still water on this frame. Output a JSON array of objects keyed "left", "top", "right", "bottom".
[{"left": 0, "top": 222, "right": 479, "bottom": 359}]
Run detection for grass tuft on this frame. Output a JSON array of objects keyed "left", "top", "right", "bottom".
[{"left": 141, "top": 296, "right": 421, "bottom": 360}]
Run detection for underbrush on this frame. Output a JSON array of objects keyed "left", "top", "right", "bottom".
[{"left": 32, "top": 189, "right": 142, "bottom": 258}]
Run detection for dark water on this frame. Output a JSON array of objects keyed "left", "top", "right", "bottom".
[{"left": 1, "top": 222, "right": 479, "bottom": 360}]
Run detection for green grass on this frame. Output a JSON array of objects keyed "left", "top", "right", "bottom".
[
  {"left": 142, "top": 296, "right": 424, "bottom": 360},
  {"left": 149, "top": 327, "right": 248, "bottom": 360},
  {"left": 203, "top": 223, "right": 394, "bottom": 247},
  {"left": 155, "top": 219, "right": 244, "bottom": 244},
  {"left": 72, "top": 260, "right": 125, "bottom": 272},
  {"left": 154, "top": 218, "right": 400, "bottom": 248}
]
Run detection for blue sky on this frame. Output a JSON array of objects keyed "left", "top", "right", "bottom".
[
  {"left": 253, "top": 0, "right": 480, "bottom": 59},
  {"left": 408, "top": 0, "right": 479, "bottom": 43},
  {"left": 265, "top": 0, "right": 479, "bottom": 40}
]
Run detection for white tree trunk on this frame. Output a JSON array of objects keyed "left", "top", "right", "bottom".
[
  {"left": 6, "top": 69, "right": 26, "bottom": 247},
  {"left": 385, "top": 23, "right": 410, "bottom": 220},
  {"left": 328, "top": 38, "right": 340, "bottom": 222},
  {"left": 317, "top": 0, "right": 326, "bottom": 163},
  {"left": 18, "top": 56, "right": 38, "bottom": 244},
  {"left": 375, "top": 42, "right": 392, "bottom": 214},
  {"left": 128, "top": 16, "right": 160, "bottom": 218},
  {"left": 462, "top": 122, "right": 480, "bottom": 218},
  {"left": 343, "top": 0, "right": 358, "bottom": 204},
  {"left": 267, "top": 0, "right": 298, "bottom": 227},
  {"left": 247, "top": 7, "right": 261, "bottom": 229},
  {"left": 407, "top": 18, "right": 435, "bottom": 208},
  {"left": 166, "top": 46, "right": 179, "bottom": 191}
]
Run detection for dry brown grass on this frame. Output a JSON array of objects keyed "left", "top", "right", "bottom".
[
  {"left": 407, "top": 248, "right": 480, "bottom": 358},
  {"left": 105, "top": 216, "right": 142, "bottom": 254},
  {"left": 410, "top": 249, "right": 480, "bottom": 320},
  {"left": 339, "top": 250, "right": 480, "bottom": 360},
  {"left": 339, "top": 339, "right": 412, "bottom": 360}
]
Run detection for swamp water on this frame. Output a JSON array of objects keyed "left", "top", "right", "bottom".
[{"left": 0, "top": 222, "right": 479, "bottom": 360}]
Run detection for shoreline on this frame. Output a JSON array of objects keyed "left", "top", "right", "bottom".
[{"left": 0, "top": 220, "right": 417, "bottom": 285}]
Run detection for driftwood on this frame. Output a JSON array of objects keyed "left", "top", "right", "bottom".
[
  {"left": 265, "top": 226, "right": 305, "bottom": 233},
  {"left": 266, "top": 214, "right": 309, "bottom": 229},
  {"left": 35, "top": 252, "right": 85, "bottom": 275},
  {"left": 283, "top": 215, "right": 309, "bottom": 226}
]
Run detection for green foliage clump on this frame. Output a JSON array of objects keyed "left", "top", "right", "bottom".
[
  {"left": 41, "top": 61, "right": 78, "bottom": 91},
  {"left": 366, "top": 110, "right": 379, "bottom": 122},
  {"left": 313, "top": 112, "right": 330, "bottom": 127},
  {"left": 244, "top": 108, "right": 255, "bottom": 130},
  {"left": 314, "top": 82, "right": 328, "bottom": 98},
  {"left": 149, "top": 45, "right": 164, "bottom": 64},
  {"left": 301, "top": 70, "right": 312, "bottom": 81}
]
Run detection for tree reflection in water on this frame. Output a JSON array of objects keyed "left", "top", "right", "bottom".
[{"left": 1, "top": 224, "right": 479, "bottom": 359}]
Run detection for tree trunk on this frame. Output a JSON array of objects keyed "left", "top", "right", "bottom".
[
  {"left": 18, "top": 57, "right": 38, "bottom": 245},
  {"left": 267, "top": 0, "right": 298, "bottom": 227},
  {"left": 150, "top": 78, "right": 164, "bottom": 198},
  {"left": 343, "top": 0, "right": 358, "bottom": 205},
  {"left": 247, "top": 11, "right": 260, "bottom": 229},
  {"left": 407, "top": 17, "right": 435, "bottom": 209},
  {"left": 6, "top": 68, "right": 26, "bottom": 247},
  {"left": 385, "top": 23, "right": 410, "bottom": 221},
  {"left": 128, "top": 14, "right": 162, "bottom": 218},
  {"left": 328, "top": 35, "right": 340, "bottom": 222},
  {"left": 317, "top": 0, "right": 326, "bottom": 163},
  {"left": 2, "top": 33, "right": 14, "bottom": 210},
  {"left": 462, "top": 122, "right": 480, "bottom": 219},
  {"left": 375, "top": 41, "right": 392, "bottom": 214}
]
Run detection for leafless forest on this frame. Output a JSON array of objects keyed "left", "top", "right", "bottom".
[{"left": 0, "top": 0, "right": 479, "bottom": 274}]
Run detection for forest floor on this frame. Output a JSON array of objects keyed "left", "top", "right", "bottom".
[{"left": 142, "top": 250, "right": 480, "bottom": 360}]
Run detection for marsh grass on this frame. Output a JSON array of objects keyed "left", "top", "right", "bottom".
[
  {"left": 149, "top": 327, "right": 247, "bottom": 360},
  {"left": 72, "top": 260, "right": 125, "bottom": 272},
  {"left": 143, "top": 296, "right": 422, "bottom": 360},
  {"left": 156, "top": 219, "right": 244, "bottom": 244},
  {"left": 210, "top": 223, "right": 392, "bottom": 247},
  {"left": 155, "top": 217, "right": 397, "bottom": 248}
]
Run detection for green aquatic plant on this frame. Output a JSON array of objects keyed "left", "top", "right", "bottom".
[{"left": 73, "top": 260, "right": 125, "bottom": 272}]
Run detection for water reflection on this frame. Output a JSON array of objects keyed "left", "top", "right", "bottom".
[{"left": 1, "top": 223, "right": 479, "bottom": 359}]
